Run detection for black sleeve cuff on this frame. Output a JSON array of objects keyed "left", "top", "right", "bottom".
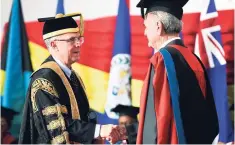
[{"left": 125, "top": 122, "right": 138, "bottom": 144}]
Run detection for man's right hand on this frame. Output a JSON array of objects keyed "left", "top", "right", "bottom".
[
  {"left": 100, "top": 124, "right": 119, "bottom": 141},
  {"left": 100, "top": 124, "right": 127, "bottom": 143}
]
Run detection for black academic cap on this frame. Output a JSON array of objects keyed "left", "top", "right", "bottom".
[
  {"left": 111, "top": 105, "right": 139, "bottom": 119},
  {"left": 1, "top": 106, "right": 19, "bottom": 122},
  {"left": 38, "top": 12, "right": 84, "bottom": 40},
  {"left": 136, "top": 0, "right": 189, "bottom": 19}
]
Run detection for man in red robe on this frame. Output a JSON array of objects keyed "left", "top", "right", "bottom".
[{"left": 115, "top": 0, "right": 219, "bottom": 144}]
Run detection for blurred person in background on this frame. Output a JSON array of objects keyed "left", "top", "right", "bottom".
[
  {"left": 1, "top": 106, "right": 19, "bottom": 144},
  {"left": 112, "top": 104, "right": 139, "bottom": 126},
  {"left": 112, "top": 105, "right": 139, "bottom": 144},
  {"left": 18, "top": 12, "right": 122, "bottom": 144}
]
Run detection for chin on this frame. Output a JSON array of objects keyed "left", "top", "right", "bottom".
[
  {"left": 71, "top": 57, "right": 79, "bottom": 64},
  {"left": 74, "top": 58, "right": 79, "bottom": 63},
  {"left": 148, "top": 42, "right": 152, "bottom": 48}
]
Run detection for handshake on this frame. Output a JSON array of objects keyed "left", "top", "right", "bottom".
[{"left": 99, "top": 124, "right": 128, "bottom": 144}]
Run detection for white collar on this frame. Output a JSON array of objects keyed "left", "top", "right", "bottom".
[
  {"left": 52, "top": 56, "right": 72, "bottom": 78},
  {"left": 154, "top": 37, "right": 181, "bottom": 54}
]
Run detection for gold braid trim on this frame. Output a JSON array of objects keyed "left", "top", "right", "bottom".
[
  {"left": 49, "top": 104, "right": 69, "bottom": 143},
  {"left": 47, "top": 117, "right": 66, "bottom": 131},
  {"left": 64, "top": 12, "right": 84, "bottom": 36},
  {"left": 42, "top": 105, "right": 68, "bottom": 116},
  {"left": 31, "top": 78, "right": 58, "bottom": 112},
  {"left": 38, "top": 61, "right": 80, "bottom": 119},
  {"left": 49, "top": 104, "right": 69, "bottom": 144},
  {"left": 51, "top": 131, "right": 69, "bottom": 144},
  {"left": 43, "top": 28, "right": 79, "bottom": 40},
  {"left": 79, "top": 14, "right": 84, "bottom": 36}
]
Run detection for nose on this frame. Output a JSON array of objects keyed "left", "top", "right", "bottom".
[
  {"left": 74, "top": 37, "right": 84, "bottom": 47},
  {"left": 74, "top": 41, "right": 81, "bottom": 47}
]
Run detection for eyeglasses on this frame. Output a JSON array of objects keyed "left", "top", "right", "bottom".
[{"left": 54, "top": 36, "right": 84, "bottom": 44}]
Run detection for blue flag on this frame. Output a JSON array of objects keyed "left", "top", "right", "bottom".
[
  {"left": 105, "top": 0, "right": 132, "bottom": 120},
  {"left": 56, "top": 0, "right": 64, "bottom": 14},
  {"left": 192, "top": 0, "right": 234, "bottom": 143},
  {"left": 0, "top": 0, "right": 33, "bottom": 136}
]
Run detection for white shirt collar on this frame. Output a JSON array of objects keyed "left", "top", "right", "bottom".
[
  {"left": 154, "top": 37, "right": 181, "bottom": 54},
  {"left": 52, "top": 56, "right": 72, "bottom": 78}
]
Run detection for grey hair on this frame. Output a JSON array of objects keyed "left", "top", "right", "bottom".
[
  {"left": 44, "top": 38, "right": 51, "bottom": 49},
  {"left": 149, "top": 11, "right": 183, "bottom": 34},
  {"left": 44, "top": 36, "right": 57, "bottom": 50}
]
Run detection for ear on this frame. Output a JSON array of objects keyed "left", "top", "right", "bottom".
[
  {"left": 156, "top": 21, "right": 164, "bottom": 36},
  {"left": 50, "top": 40, "right": 57, "bottom": 49}
]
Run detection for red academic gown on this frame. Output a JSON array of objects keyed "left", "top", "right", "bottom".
[{"left": 136, "top": 39, "right": 218, "bottom": 144}]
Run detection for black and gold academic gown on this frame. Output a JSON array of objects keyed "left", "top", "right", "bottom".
[{"left": 18, "top": 56, "right": 97, "bottom": 144}]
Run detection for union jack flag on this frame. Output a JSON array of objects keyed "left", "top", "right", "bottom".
[
  {"left": 194, "top": 0, "right": 226, "bottom": 68},
  {"left": 193, "top": 0, "right": 234, "bottom": 143}
]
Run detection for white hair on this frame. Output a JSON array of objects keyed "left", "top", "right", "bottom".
[
  {"left": 149, "top": 11, "right": 183, "bottom": 34},
  {"left": 44, "top": 38, "right": 52, "bottom": 49},
  {"left": 44, "top": 36, "right": 57, "bottom": 51}
]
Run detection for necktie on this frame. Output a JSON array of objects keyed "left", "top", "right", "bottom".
[{"left": 70, "top": 71, "right": 79, "bottom": 89}]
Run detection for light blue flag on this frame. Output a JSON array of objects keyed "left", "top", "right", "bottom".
[{"left": 1, "top": 0, "right": 33, "bottom": 137}]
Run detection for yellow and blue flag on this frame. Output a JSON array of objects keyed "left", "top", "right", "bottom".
[
  {"left": 104, "top": 0, "right": 132, "bottom": 122},
  {"left": 0, "top": 0, "right": 33, "bottom": 136}
]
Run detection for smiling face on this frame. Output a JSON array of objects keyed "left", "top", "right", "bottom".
[{"left": 50, "top": 32, "right": 84, "bottom": 67}]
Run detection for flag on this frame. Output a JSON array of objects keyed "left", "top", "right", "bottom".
[
  {"left": 56, "top": 0, "right": 64, "bottom": 14},
  {"left": 105, "top": 0, "right": 132, "bottom": 119},
  {"left": 2, "top": 0, "right": 233, "bottom": 128},
  {"left": 193, "top": 0, "right": 234, "bottom": 143},
  {"left": 0, "top": 0, "right": 33, "bottom": 136}
]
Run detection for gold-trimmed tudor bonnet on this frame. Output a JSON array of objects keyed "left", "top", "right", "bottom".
[{"left": 38, "top": 12, "right": 84, "bottom": 40}]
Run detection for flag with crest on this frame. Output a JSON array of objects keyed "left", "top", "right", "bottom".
[{"left": 105, "top": 0, "right": 132, "bottom": 119}]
